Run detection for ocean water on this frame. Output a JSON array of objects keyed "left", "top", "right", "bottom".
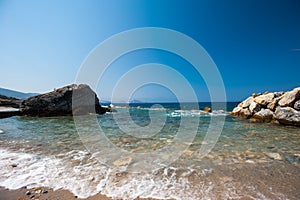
[{"left": 0, "top": 102, "right": 299, "bottom": 199}]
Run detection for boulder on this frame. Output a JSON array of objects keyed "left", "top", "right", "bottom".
[
  {"left": 239, "top": 108, "right": 251, "bottom": 119},
  {"left": 254, "top": 93, "right": 275, "bottom": 106},
  {"left": 274, "top": 107, "right": 300, "bottom": 126},
  {"left": 249, "top": 102, "right": 261, "bottom": 114},
  {"left": 241, "top": 97, "right": 254, "bottom": 108},
  {"left": 20, "top": 84, "right": 109, "bottom": 117},
  {"left": 231, "top": 106, "right": 242, "bottom": 116},
  {"left": 250, "top": 109, "right": 274, "bottom": 123},
  {"left": 294, "top": 100, "right": 300, "bottom": 111},
  {"left": 278, "top": 87, "right": 300, "bottom": 107}
]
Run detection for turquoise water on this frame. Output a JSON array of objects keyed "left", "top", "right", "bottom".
[{"left": 0, "top": 102, "right": 299, "bottom": 199}]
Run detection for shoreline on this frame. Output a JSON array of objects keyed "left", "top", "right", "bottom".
[{"left": 0, "top": 186, "right": 162, "bottom": 200}]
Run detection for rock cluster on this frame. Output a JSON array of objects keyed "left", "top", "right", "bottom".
[
  {"left": 0, "top": 95, "right": 21, "bottom": 108},
  {"left": 231, "top": 87, "right": 300, "bottom": 126},
  {"left": 20, "top": 84, "right": 110, "bottom": 117}
]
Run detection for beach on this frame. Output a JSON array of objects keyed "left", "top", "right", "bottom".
[{"left": 0, "top": 103, "right": 300, "bottom": 199}]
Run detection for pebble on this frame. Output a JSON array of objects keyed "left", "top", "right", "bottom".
[
  {"left": 41, "top": 189, "right": 48, "bottom": 194},
  {"left": 11, "top": 163, "right": 18, "bottom": 168},
  {"left": 113, "top": 157, "right": 133, "bottom": 166},
  {"left": 25, "top": 191, "right": 33, "bottom": 195},
  {"left": 265, "top": 152, "right": 282, "bottom": 160}
]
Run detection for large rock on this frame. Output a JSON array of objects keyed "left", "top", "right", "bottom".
[
  {"left": 0, "top": 95, "right": 21, "bottom": 108},
  {"left": 254, "top": 93, "right": 275, "bottom": 106},
  {"left": 241, "top": 97, "right": 254, "bottom": 108},
  {"left": 278, "top": 87, "right": 300, "bottom": 107},
  {"left": 250, "top": 109, "right": 274, "bottom": 123},
  {"left": 249, "top": 102, "right": 261, "bottom": 114},
  {"left": 274, "top": 107, "right": 300, "bottom": 126},
  {"left": 239, "top": 108, "right": 252, "bottom": 119},
  {"left": 20, "top": 84, "right": 108, "bottom": 117}
]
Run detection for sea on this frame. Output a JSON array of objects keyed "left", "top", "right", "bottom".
[{"left": 0, "top": 102, "right": 299, "bottom": 200}]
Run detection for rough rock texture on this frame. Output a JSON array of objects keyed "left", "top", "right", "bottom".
[
  {"left": 294, "top": 100, "right": 300, "bottom": 111},
  {"left": 278, "top": 87, "right": 300, "bottom": 107},
  {"left": 274, "top": 107, "right": 300, "bottom": 126},
  {"left": 20, "top": 84, "right": 109, "bottom": 117},
  {"left": 0, "top": 95, "right": 21, "bottom": 108},
  {"left": 249, "top": 102, "right": 261, "bottom": 114},
  {"left": 231, "top": 87, "right": 300, "bottom": 126},
  {"left": 254, "top": 93, "right": 275, "bottom": 106},
  {"left": 250, "top": 109, "right": 274, "bottom": 123}
]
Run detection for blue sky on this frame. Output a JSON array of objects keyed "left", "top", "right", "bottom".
[{"left": 0, "top": 0, "right": 299, "bottom": 102}]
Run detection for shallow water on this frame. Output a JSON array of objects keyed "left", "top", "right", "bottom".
[{"left": 0, "top": 103, "right": 299, "bottom": 199}]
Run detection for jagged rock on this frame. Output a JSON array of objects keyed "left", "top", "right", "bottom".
[
  {"left": 20, "top": 84, "right": 109, "bottom": 117},
  {"left": 241, "top": 97, "right": 254, "bottom": 108},
  {"left": 231, "top": 107, "right": 242, "bottom": 116},
  {"left": 275, "top": 107, "right": 300, "bottom": 126},
  {"left": 250, "top": 109, "right": 274, "bottom": 123},
  {"left": 249, "top": 102, "right": 261, "bottom": 114},
  {"left": 254, "top": 93, "right": 275, "bottom": 106},
  {"left": 252, "top": 93, "right": 261, "bottom": 98},
  {"left": 267, "top": 97, "right": 279, "bottom": 111},
  {"left": 274, "top": 92, "right": 284, "bottom": 98},
  {"left": 239, "top": 108, "right": 251, "bottom": 119},
  {"left": 294, "top": 100, "right": 300, "bottom": 111},
  {"left": 278, "top": 87, "right": 300, "bottom": 107}
]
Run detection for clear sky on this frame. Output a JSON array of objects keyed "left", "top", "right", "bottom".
[{"left": 0, "top": 0, "right": 299, "bottom": 102}]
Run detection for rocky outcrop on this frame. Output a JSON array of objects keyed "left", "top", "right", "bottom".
[
  {"left": 0, "top": 95, "right": 21, "bottom": 108},
  {"left": 231, "top": 87, "right": 300, "bottom": 126},
  {"left": 20, "top": 84, "right": 110, "bottom": 117}
]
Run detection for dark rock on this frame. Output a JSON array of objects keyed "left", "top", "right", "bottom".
[
  {"left": 0, "top": 95, "right": 21, "bottom": 108},
  {"left": 20, "top": 84, "right": 109, "bottom": 117},
  {"left": 294, "top": 100, "right": 300, "bottom": 111},
  {"left": 275, "top": 107, "right": 300, "bottom": 126},
  {"left": 11, "top": 163, "right": 18, "bottom": 168},
  {"left": 25, "top": 191, "right": 33, "bottom": 195},
  {"left": 0, "top": 108, "right": 20, "bottom": 119}
]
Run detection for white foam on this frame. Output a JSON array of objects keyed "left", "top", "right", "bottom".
[
  {"left": 0, "top": 148, "right": 284, "bottom": 200},
  {"left": 169, "top": 109, "right": 228, "bottom": 117}
]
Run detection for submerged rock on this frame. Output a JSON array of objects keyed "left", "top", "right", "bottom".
[
  {"left": 265, "top": 152, "right": 282, "bottom": 160},
  {"left": 20, "top": 84, "right": 109, "bottom": 117},
  {"left": 113, "top": 157, "right": 133, "bottom": 166}
]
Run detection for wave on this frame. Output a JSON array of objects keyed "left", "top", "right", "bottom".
[{"left": 168, "top": 110, "right": 228, "bottom": 117}]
